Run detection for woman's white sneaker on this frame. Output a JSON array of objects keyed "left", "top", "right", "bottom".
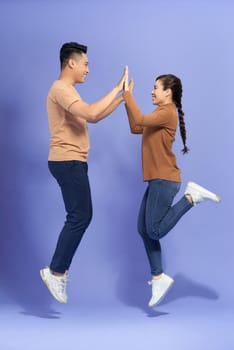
[
  {"left": 148, "top": 273, "right": 174, "bottom": 308},
  {"left": 185, "top": 181, "right": 221, "bottom": 205},
  {"left": 40, "top": 266, "right": 68, "bottom": 303}
]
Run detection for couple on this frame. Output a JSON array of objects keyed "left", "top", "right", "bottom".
[{"left": 40, "top": 42, "right": 220, "bottom": 308}]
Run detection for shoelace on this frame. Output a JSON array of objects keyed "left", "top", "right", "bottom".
[
  {"left": 59, "top": 279, "right": 67, "bottom": 294},
  {"left": 52, "top": 274, "right": 68, "bottom": 295}
]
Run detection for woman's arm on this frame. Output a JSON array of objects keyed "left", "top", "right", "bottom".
[
  {"left": 123, "top": 76, "right": 143, "bottom": 134},
  {"left": 123, "top": 91, "right": 170, "bottom": 128},
  {"left": 125, "top": 104, "right": 143, "bottom": 134}
]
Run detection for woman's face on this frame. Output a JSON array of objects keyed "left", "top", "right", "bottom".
[{"left": 151, "top": 79, "right": 171, "bottom": 105}]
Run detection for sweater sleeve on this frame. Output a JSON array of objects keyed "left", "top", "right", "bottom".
[
  {"left": 123, "top": 91, "right": 171, "bottom": 127},
  {"left": 125, "top": 104, "right": 143, "bottom": 134}
]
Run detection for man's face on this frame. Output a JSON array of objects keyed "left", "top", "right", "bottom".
[{"left": 72, "top": 53, "right": 89, "bottom": 83}]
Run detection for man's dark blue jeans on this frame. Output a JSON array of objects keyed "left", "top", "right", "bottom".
[{"left": 48, "top": 160, "right": 92, "bottom": 274}]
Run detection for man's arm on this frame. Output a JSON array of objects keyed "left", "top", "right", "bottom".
[
  {"left": 69, "top": 67, "right": 127, "bottom": 122},
  {"left": 87, "top": 95, "right": 124, "bottom": 123}
]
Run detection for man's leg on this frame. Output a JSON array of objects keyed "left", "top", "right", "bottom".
[
  {"left": 49, "top": 160, "right": 92, "bottom": 273},
  {"left": 40, "top": 160, "right": 92, "bottom": 303}
]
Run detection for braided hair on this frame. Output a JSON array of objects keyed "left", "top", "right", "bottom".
[{"left": 156, "top": 74, "right": 189, "bottom": 154}]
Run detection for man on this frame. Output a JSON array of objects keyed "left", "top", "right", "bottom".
[{"left": 40, "top": 42, "right": 127, "bottom": 303}]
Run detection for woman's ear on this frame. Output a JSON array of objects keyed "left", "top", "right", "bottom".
[{"left": 165, "top": 88, "right": 172, "bottom": 97}]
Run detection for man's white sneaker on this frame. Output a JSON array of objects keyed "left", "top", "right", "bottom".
[
  {"left": 148, "top": 273, "right": 174, "bottom": 308},
  {"left": 40, "top": 266, "right": 68, "bottom": 303},
  {"left": 185, "top": 181, "right": 221, "bottom": 205}
]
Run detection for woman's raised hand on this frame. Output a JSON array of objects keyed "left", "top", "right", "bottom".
[
  {"left": 122, "top": 66, "right": 134, "bottom": 94},
  {"left": 116, "top": 66, "right": 133, "bottom": 94},
  {"left": 128, "top": 79, "right": 134, "bottom": 94},
  {"left": 117, "top": 66, "right": 129, "bottom": 92}
]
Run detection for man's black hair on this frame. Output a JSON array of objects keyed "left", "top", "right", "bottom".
[{"left": 60, "top": 42, "right": 88, "bottom": 69}]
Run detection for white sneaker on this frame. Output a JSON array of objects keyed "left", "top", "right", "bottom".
[
  {"left": 148, "top": 273, "right": 174, "bottom": 308},
  {"left": 185, "top": 181, "right": 221, "bottom": 205},
  {"left": 40, "top": 266, "right": 68, "bottom": 303}
]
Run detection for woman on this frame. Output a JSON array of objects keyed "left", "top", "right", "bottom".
[{"left": 123, "top": 71, "right": 220, "bottom": 308}]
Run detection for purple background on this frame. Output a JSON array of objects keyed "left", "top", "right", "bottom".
[{"left": 0, "top": 0, "right": 233, "bottom": 349}]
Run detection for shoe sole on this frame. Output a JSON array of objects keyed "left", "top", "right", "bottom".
[
  {"left": 40, "top": 269, "right": 67, "bottom": 304},
  {"left": 187, "top": 181, "right": 221, "bottom": 203},
  {"left": 149, "top": 280, "right": 174, "bottom": 308}
]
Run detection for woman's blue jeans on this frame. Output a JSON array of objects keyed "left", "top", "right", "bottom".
[
  {"left": 48, "top": 160, "right": 92, "bottom": 274},
  {"left": 137, "top": 179, "right": 193, "bottom": 276}
]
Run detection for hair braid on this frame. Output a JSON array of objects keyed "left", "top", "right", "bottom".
[
  {"left": 176, "top": 101, "right": 189, "bottom": 154},
  {"left": 156, "top": 74, "right": 189, "bottom": 154}
]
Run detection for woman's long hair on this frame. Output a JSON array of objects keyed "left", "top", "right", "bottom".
[{"left": 156, "top": 74, "right": 189, "bottom": 154}]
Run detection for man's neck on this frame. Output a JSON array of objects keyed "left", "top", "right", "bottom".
[{"left": 58, "top": 71, "right": 75, "bottom": 86}]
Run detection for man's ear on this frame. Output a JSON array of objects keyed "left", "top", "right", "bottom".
[{"left": 67, "top": 58, "right": 75, "bottom": 69}]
